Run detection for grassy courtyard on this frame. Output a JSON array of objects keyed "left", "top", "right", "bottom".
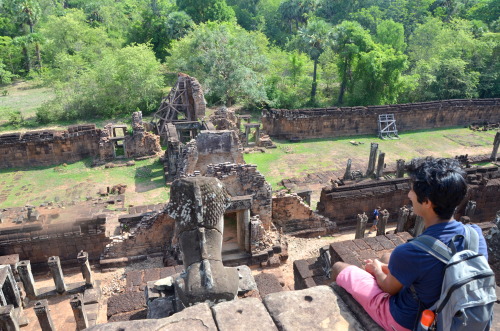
[
  {"left": 244, "top": 127, "right": 497, "bottom": 188},
  {"left": 0, "top": 158, "right": 168, "bottom": 208},
  {"left": 0, "top": 126, "right": 496, "bottom": 209}
]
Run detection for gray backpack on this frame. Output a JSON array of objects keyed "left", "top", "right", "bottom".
[{"left": 409, "top": 225, "right": 496, "bottom": 331}]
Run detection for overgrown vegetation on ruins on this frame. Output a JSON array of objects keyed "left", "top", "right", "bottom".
[
  {"left": 0, "top": 127, "right": 494, "bottom": 208},
  {"left": 0, "top": 0, "right": 499, "bottom": 128}
]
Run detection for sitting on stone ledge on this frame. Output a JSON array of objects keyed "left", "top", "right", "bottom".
[{"left": 332, "top": 158, "right": 492, "bottom": 331}]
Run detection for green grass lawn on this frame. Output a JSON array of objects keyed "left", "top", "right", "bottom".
[
  {"left": 0, "top": 80, "right": 135, "bottom": 133},
  {"left": 244, "top": 127, "right": 497, "bottom": 188},
  {"left": 0, "top": 158, "right": 169, "bottom": 208}
]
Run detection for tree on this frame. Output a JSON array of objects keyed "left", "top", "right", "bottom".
[
  {"left": 167, "top": 22, "right": 269, "bottom": 106},
  {"left": 431, "top": 57, "right": 480, "bottom": 99},
  {"left": 3, "top": 0, "right": 41, "bottom": 34},
  {"left": 265, "top": 47, "right": 313, "bottom": 109},
  {"left": 176, "top": 0, "right": 235, "bottom": 24},
  {"left": 40, "top": 9, "right": 118, "bottom": 80},
  {"left": 376, "top": 20, "right": 406, "bottom": 53},
  {"left": 296, "top": 18, "right": 332, "bottom": 104},
  {"left": 349, "top": 46, "right": 409, "bottom": 105},
  {"left": 36, "top": 44, "right": 164, "bottom": 122},
  {"left": 331, "top": 21, "right": 374, "bottom": 105},
  {"left": 0, "top": 59, "right": 15, "bottom": 84},
  {"left": 406, "top": 17, "right": 494, "bottom": 101},
  {"left": 278, "top": 0, "right": 318, "bottom": 32}
]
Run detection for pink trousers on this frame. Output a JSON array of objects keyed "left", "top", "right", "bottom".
[{"left": 336, "top": 266, "right": 411, "bottom": 331}]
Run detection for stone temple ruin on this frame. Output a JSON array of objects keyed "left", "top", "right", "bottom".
[{"left": 0, "top": 74, "right": 499, "bottom": 329}]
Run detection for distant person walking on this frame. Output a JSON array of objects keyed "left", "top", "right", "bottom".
[{"left": 368, "top": 206, "right": 381, "bottom": 234}]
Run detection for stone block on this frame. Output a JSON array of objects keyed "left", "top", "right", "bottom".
[
  {"left": 142, "top": 268, "right": 160, "bottom": 283},
  {"left": 331, "top": 283, "right": 384, "bottom": 331},
  {"left": 83, "top": 287, "right": 101, "bottom": 305},
  {"left": 159, "top": 267, "right": 177, "bottom": 279},
  {"left": 263, "top": 285, "right": 363, "bottom": 330},
  {"left": 212, "top": 297, "right": 278, "bottom": 331},
  {"left": 254, "top": 273, "right": 282, "bottom": 298},
  {"left": 107, "top": 292, "right": 146, "bottom": 318},
  {"left": 146, "top": 297, "right": 175, "bottom": 319},
  {"left": 236, "top": 265, "right": 257, "bottom": 294},
  {"left": 293, "top": 259, "right": 314, "bottom": 279},
  {"left": 125, "top": 270, "right": 142, "bottom": 290},
  {"left": 91, "top": 303, "right": 217, "bottom": 331}
]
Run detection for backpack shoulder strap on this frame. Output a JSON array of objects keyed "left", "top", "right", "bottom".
[
  {"left": 464, "top": 224, "right": 480, "bottom": 253},
  {"left": 408, "top": 235, "right": 452, "bottom": 264}
]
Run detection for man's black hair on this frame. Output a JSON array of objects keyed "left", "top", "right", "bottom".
[{"left": 408, "top": 157, "right": 467, "bottom": 220}]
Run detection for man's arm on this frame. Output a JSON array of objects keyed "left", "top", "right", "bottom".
[{"left": 365, "top": 259, "right": 403, "bottom": 295}]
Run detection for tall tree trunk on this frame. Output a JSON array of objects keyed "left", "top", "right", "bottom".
[
  {"left": 337, "top": 58, "right": 349, "bottom": 105},
  {"left": 310, "top": 59, "right": 318, "bottom": 104},
  {"left": 22, "top": 45, "right": 31, "bottom": 74},
  {"left": 35, "top": 42, "right": 42, "bottom": 72}
]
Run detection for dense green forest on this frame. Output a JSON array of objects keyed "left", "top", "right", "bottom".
[{"left": 0, "top": 0, "right": 499, "bottom": 123}]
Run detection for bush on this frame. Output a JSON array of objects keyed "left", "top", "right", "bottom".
[
  {"left": 8, "top": 110, "right": 24, "bottom": 127},
  {"left": 36, "top": 44, "right": 164, "bottom": 123}
]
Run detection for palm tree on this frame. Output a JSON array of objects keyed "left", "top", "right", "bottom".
[{"left": 298, "top": 18, "right": 332, "bottom": 104}]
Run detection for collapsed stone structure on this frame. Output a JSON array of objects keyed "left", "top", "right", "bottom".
[
  {"left": 272, "top": 191, "right": 336, "bottom": 237},
  {"left": 262, "top": 99, "right": 500, "bottom": 140},
  {"left": 0, "top": 212, "right": 109, "bottom": 266},
  {"left": 152, "top": 73, "right": 206, "bottom": 143},
  {"left": 85, "top": 177, "right": 363, "bottom": 331},
  {"left": 0, "top": 112, "right": 161, "bottom": 169}
]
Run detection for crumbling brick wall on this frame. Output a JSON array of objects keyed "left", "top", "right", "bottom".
[
  {"left": 318, "top": 178, "right": 411, "bottom": 230},
  {"left": 0, "top": 125, "right": 101, "bottom": 169},
  {"left": 104, "top": 212, "right": 175, "bottom": 259},
  {"left": 167, "top": 130, "right": 244, "bottom": 179},
  {"left": 124, "top": 131, "right": 161, "bottom": 159},
  {"left": 0, "top": 215, "right": 110, "bottom": 265},
  {"left": 195, "top": 130, "right": 244, "bottom": 172},
  {"left": 124, "top": 112, "right": 162, "bottom": 159},
  {"left": 262, "top": 99, "right": 500, "bottom": 139},
  {"left": 272, "top": 193, "right": 336, "bottom": 237},
  {"left": 458, "top": 166, "right": 500, "bottom": 222},
  {"left": 206, "top": 163, "right": 272, "bottom": 229},
  {"left": 318, "top": 166, "right": 500, "bottom": 229}
]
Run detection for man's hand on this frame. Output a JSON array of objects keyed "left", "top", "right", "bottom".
[
  {"left": 364, "top": 258, "right": 403, "bottom": 295},
  {"left": 364, "top": 259, "right": 388, "bottom": 275}
]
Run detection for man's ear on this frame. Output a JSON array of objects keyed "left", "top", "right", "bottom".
[{"left": 422, "top": 198, "right": 434, "bottom": 210}]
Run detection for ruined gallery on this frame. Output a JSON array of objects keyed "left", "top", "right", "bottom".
[{"left": 0, "top": 74, "right": 499, "bottom": 330}]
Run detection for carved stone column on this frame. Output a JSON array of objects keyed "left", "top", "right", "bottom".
[
  {"left": 17, "top": 260, "right": 37, "bottom": 299},
  {"left": 375, "top": 152, "right": 386, "bottom": 178},
  {"left": 365, "top": 143, "right": 378, "bottom": 177},
  {"left": 34, "top": 300, "right": 56, "bottom": 331},
  {"left": 396, "top": 206, "right": 410, "bottom": 233},
  {"left": 0, "top": 305, "right": 19, "bottom": 331},
  {"left": 413, "top": 216, "right": 425, "bottom": 237},
  {"left": 355, "top": 213, "right": 368, "bottom": 239},
  {"left": 396, "top": 159, "right": 405, "bottom": 178},
  {"left": 491, "top": 132, "right": 500, "bottom": 161},
  {"left": 343, "top": 159, "right": 352, "bottom": 180},
  {"left": 377, "top": 209, "right": 389, "bottom": 236},
  {"left": 48, "top": 256, "right": 66, "bottom": 294},
  {"left": 70, "top": 294, "right": 88, "bottom": 330},
  {"left": 77, "top": 251, "right": 94, "bottom": 288}
]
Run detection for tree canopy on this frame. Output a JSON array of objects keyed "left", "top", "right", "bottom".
[{"left": 0, "top": 0, "right": 498, "bottom": 123}]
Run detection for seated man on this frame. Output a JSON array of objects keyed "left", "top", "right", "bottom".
[{"left": 332, "top": 158, "right": 488, "bottom": 331}]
